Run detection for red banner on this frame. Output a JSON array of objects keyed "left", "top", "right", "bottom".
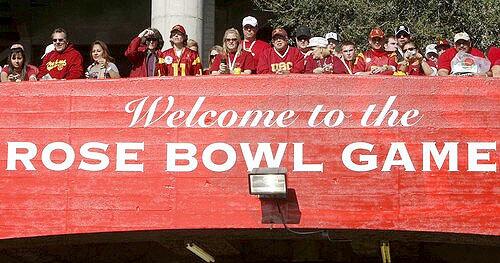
[{"left": 0, "top": 75, "right": 498, "bottom": 239}]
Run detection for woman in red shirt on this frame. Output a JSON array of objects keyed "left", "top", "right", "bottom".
[
  {"left": 1, "top": 44, "right": 38, "bottom": 82},
  {"left": 210, "top": 28, "right": 255, "bottom": 75}
]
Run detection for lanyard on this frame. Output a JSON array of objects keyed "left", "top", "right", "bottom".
[
  {"left": 340, "top": 58, "right": 353, "bottom": 74},
  {"left": 227, "top": 52, "right": 239, "bottom": 70}
]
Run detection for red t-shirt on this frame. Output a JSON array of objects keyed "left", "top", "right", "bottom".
[
  {"left": 304, "top": 55, "right": 344, "bottom": 74},
  {"left": 487, "top": 46, "right": 500, "bottom": 68},
  {"left": 162, "top": 48, "right": 202, "bottom": 76},
  {"left": 353, "top": 49, "right": 398, "bottom": 75},
  {"left": 404, "top": 62, "right": 425, "bottom": 76},
  {"left": 437, "top": 47, "right": 484, "bottom": 72},
  {"left": 257, "top": 46, "right": 305, "bottom": 74},
  {"left": 209, "top": 50, "right": 255, "bottom": 73},
  {"left": 242, "top": 39, "right": 270, "bottom": 65},
  {"left": 2, "top": 64, "right": 39, "bottom": 81}
]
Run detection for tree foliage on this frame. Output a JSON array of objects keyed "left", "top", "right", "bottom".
[{"left": 252, "top": 0, "right": 499, "bottom": 51}]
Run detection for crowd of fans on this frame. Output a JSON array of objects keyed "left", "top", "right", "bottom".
[{"left": 1, "top": 16, "right": 499, "bottom": 82}]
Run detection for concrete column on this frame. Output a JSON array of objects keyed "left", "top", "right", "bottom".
[
  {"left": 151, "top": 0, "right": 204, "bottom": 52},
  {"left": 202, "top": 0, "right": 215, "bottom": 67}
]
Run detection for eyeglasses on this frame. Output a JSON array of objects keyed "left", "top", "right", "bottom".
[
  {"left": 52, "top": 38, "right": 66, "bottom": 43},
  {"left": 455, "top": 40, "right": 470, "bottom": 46},
  {"left": 403, "top": 47, "right": 416, "bottom": 52},
  {"left": 225, "top": 38, "right": 239, "bottom": 42}
]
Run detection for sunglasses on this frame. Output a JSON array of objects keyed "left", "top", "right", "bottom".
[
  {"left": 403, "top": 47, "right": 416, "bottom": 52},
  {"left": 342, "top": 49, "right": 354, "bottom": 52},
  {"left": 297, "top": 37, "right": 309, "bottom": 42},
  {"left": 397, "top": 33, "right": 410, "bottom": 38},
  {"left": 225, "top": 38, "right": 238, "bottom": 42},
  {"left": 52, "top": 38, "right": 66, "bottom": 43},
  {"left": 146, "top": 38, "right": 158, "bottom": 42}
]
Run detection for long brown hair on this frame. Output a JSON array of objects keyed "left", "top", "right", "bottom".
[
  {"left": 90, "top": 40, "right": 115, "bottom": 63},
  {"left": 8, "top": 47, "right": 27, "bottom": 80}
]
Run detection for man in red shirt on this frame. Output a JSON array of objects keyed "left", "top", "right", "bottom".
[
  {"left": 241, "top": 16, "right": 270, "bottom": 66},
  {"left": 295, "top": 25, "right": 312, "bottom": 57},
  {"left": 487, "top": 46, "right": 500, "bottom": 77},
  {"left": 353, "top": 27, "right": 397, "bottom": 75},
  {"left": 437, "top": 32, "right": 485, "bottom": 76},
  {"left": 162, "top": 25, "right": 202, "bottom": 76},
  {"left": 125, "top": 27, "right": 167, "bottom": 77},
  {"left": 257, "top": 28, "right": 305, "bottom": 74},
  {"left": 38, "top": 28, "right": 83, "bottom": 80},
  {"left": 337, "top": 41, "right": 356, "bottom": 74}
]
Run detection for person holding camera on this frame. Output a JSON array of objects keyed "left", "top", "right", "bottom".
[
  {"left": 125, "top": 27, "right": 167, "bottom": 78},
  {"left": 209, "top": 28, "right": 255, "bottom": 75},
  {"left": 1, "top": 44, "right": 38, "bottom": 82},
  {"left": 398, "top": 42, "right": 435, "bottom": 76}
]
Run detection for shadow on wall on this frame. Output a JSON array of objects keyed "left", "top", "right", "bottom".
[{"left": 260, "top": 188, "right": 301, "bottom": 225}]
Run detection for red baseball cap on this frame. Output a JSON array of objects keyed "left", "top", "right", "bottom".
[
  {"left": 369, "top": 27, "right": 385, "bottom": 39},
  {"left": 171, "top": 24, "right": 186, "bottom": 35},
  {"left": 272, "top": 28, "right": 288, "bottom": 38},
  {"left": 436, "top": 39, "right": 450, "bottom": 47}
]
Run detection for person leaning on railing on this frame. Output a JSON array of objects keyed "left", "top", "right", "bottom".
[
  {"left": 85, "top": 40, "right": 120, "bottom": 79},
  {"left": 1, "top": 44, "right": 38, "bottom": 82},
  {"left": 37, "top": 28, "right": 83, "bottom": 80},
  {"left": 210, "top": 28, "right": 255, "bottom": 75},
  {"left": 398, "top": 42, "right": 435, "bottom": 76}
]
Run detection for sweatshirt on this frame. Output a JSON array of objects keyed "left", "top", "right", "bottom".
[{"left": 38, "top": 44, "right": 83, "bottom": 79}]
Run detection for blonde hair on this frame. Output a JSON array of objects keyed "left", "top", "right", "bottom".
[
  {"left": 187, "top": 39, "right": 199, "bottom": 51},
  {"left": 222, "top": 28, "right": 242, "bottom": 56}
]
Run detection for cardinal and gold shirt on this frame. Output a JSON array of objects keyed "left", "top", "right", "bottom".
[
  {"left": 162, "top": 48, "right": 202, "bottom": 76},
  {"left": 37, "top": 44, "right": 83, "bottom": 79}
]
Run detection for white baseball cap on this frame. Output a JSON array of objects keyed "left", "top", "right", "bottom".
[
  {"left": 41, "top": 43, "right": 55, "bottom": 59},
  {"left": 425, "top": 44, "right": 438, "bottom": 56},
  {"left": 308, "top": 37, "right": 328, "bottom": 48},
  {"left": 454, "top": 32, "right": 470, "bottom": 43},
  {"left": 324, "top": 32, "right": 339, "bottom": 41},
  {"left": 242, "top": 16, "right": 258, "bottom": 27}
]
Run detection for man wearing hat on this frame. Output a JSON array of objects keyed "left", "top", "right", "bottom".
[
  {"left": 241, "top": 16, "right": 270, "bottom": 65},
  {"left": 162, "top": 24, "right": 202, "bottom": 76},
  {"left": 437, "top": 32, "right": 485, "bottom": 76},
  {"left": 435, "top": 39, "right": 451, "bottom": 56},
  {"left": 304, "top": 37, "right": 344, "bottom": 74},
  {"left": 353, "top": 27, "right": 397, "bottom": 75},
  {"left": 295, "top": 25, "right": 312, "bottom": 57},
  {"left": 257, "top": 28, "right": 304, "bottom": 74},
  {"left": 125, "top": 27, "right": 167, "bottom": 77},
  {"left": 325, "top": 32, "right": 341, "bottom": 58},
  {"left": 394, "top": 25, "right": 411, "bottom": 62}
]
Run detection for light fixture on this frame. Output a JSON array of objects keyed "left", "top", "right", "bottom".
[
  {"left": 248, "top": 167, "right": 287, "bottom": 198},
  {"left": 186, "top": 243, "right": 215, "bottom": 262}
]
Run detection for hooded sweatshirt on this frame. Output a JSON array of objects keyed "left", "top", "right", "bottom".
[{"left": 38, "top": 44, "right": 83, "bottom": 79}]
